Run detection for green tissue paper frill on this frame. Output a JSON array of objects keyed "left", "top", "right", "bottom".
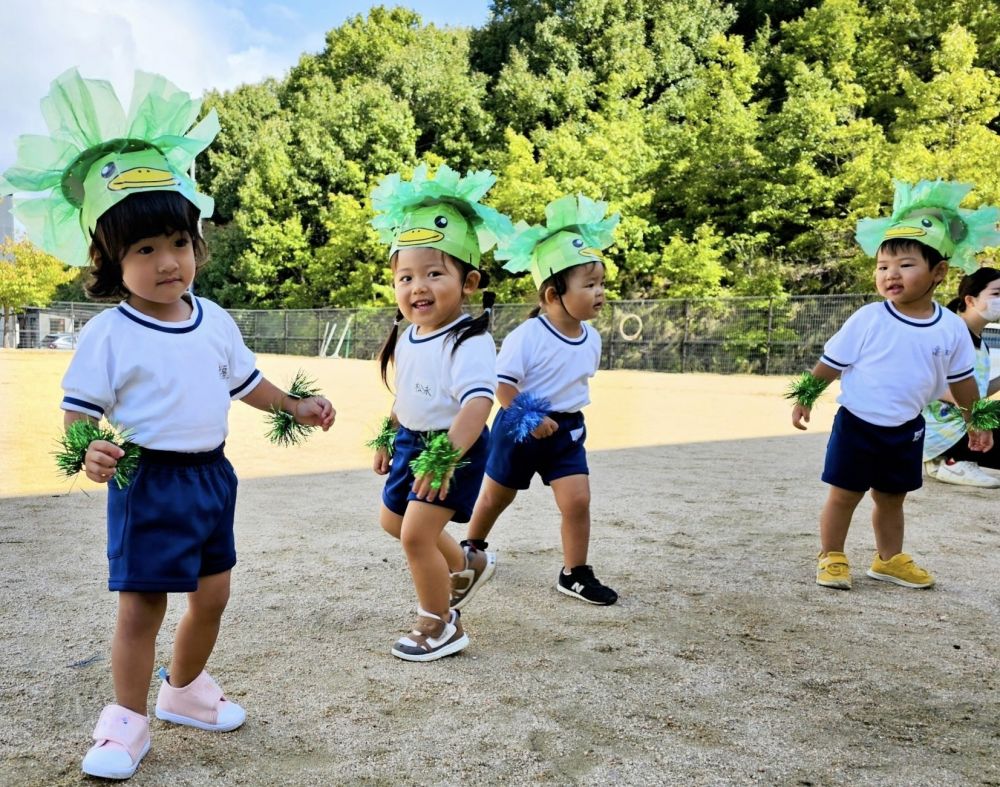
[
  {"left": 0, "top": 68, "right": 219, "bottom": 267},
  {"left": 967, "top": 399, "right": 1000, "bottom": 432},
  {"left": 784, "top": 372, "right": 830, "bottom": 409},
  {"left": 369, "top": 163, "right": 513, "bottom": 265},
  {"left": 267, "top": 370, "right": 321, "bottom": 447},
  {"left": 408, "top": 432, "right": 467, "bottom": 491},
  {"left": 496, "top": 194, "right": 620, "bottom": 287},
  {"left": 366, "top": 416, "right": 398, "bottom": 457},
  {"left": 855, "top": 179, "right": 1000, "bottom": 274},
  {"left": 55, "top": 420, "right": 140, "bottom": 489}
]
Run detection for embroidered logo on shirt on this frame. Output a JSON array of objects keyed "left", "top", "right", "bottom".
[
  {"left": 218, "top": 363, "right": 229, "bottom": 380},
  {"left": 415, "top": 383, "right": 432, "bottom": 397},
  {"left": 931, "top": 346, "right": 944, "bottom": 356}
]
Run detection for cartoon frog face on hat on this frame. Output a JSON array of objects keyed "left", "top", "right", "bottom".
[
  {"left": 530, "top": 229, "right": 605, "bottom": 288},
  {"left": 77, "top": 146, "right": 196, "bottom": 237},
  {"left": 882, "top": 210, "right": 956, "bottom": 258},
  {"left": 389, "top": 203, "right": 481, "bottom": 268}
]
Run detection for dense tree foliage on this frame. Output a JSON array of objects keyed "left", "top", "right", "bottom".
[{"left": 185, "top": 0, "right": 1000, "bottom": 308}]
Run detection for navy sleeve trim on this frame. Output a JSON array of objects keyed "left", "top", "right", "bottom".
[
  {"left": 820, "top": 354, "right": 848, "bottom": 369},
  {"left": 497, "top": 374, "right": 519, "bottom": 384},
  {"left": 229, "top": 368, "right": 261, "bottom": 397},
  {"left": 62, "top": 396, "right": 104, "bottom": 417},
  {"left": 460, "top": 386, "right": 495, "bottom": 404},
  {"left": 947, "top": 368, "right": 975, "bottom": 381}
]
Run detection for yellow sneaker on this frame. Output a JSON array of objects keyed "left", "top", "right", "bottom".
[
  {"left": 866, "top": 553, "right": 935, "bottom": 588},
  {"left": 816, "top": 551, "right": 851, "bottom": 589}
]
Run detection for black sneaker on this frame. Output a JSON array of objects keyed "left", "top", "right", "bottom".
[{"left": 556, "top": 565, "right": 618, "bottom": 605}]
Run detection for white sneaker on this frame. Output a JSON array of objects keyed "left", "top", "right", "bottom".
[
  {"left": 932, "top": 460, "right": 1000, "bottom": 488},
  {"left": 924, "top": 459, "right": 942, "bottom": 479}
]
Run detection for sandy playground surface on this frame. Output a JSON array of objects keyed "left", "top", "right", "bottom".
[{"left": 0, "top": 350, "right": 998, "bottom": 786}]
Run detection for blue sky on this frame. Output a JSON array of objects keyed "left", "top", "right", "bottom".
[{"left": 1, "top": 1, "right": 493, "bottom": 172}]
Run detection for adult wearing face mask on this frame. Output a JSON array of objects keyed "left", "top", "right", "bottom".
[{"left": 924, "top": 267, "right": 1000, "bottom": 487}]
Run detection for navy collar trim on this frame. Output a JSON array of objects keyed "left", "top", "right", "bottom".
[
  {"left": 538, "top": 315, "right": 588, "bottom": 345},
  {"left": 407, "top": 314, "right": 471, "bottom": 344},
  {"left": 883, "top": 300, "right": 942, "bottom": 328},
  {"left": 117, "top": 296, "right": 202, "bottom": 334}
]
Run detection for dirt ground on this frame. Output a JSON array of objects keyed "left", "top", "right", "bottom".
[{"left": 1, "top": 351, "right": 998, "bottom": 786}]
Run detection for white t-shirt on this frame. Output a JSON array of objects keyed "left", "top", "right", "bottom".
[
  {"left": 61, "top": 296, "right": 261, "bottom": 451},
  {"left": 496, "top": 315, "right": 601, "bottom": 413},
  {"left": 821, "top": 300, "right": 975, "bottom": 427},
  {"left": 393, "top": 315, "right": 496, "bottom": 432}
]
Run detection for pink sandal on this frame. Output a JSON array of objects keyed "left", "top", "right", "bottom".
[
  {"left": 81, "top": 704, "right": 150, "bottom": 780},
  {"left": 154, "top": 669, "right": 246, "bottom": 732}
]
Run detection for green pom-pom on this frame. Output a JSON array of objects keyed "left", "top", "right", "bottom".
[
  {"left": 784, "top": 372, "right": 830, "bottom": 409},
  {"left": 55, "top": 420, "right": 140, "bottom": 489},
  {"left": 968, "top": 399, "right": 1000, "bottom": 432},
  {"left": 267, "top": 370, "right": 322, "bottom": 446},
  {"left": 408, "top": 432, "right": 467, "bottom": 491},
  {"left": 366, "top": 416, "right": 398, "bottom": 457}
]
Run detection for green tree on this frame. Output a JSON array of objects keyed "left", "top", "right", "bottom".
[{"left": 0, "top": 239, "right": 74, "bottom": 346}]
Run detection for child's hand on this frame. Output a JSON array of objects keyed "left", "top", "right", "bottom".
[
  {"left": 792, "top": 404, "right": 811, "bottom": 431},
  {"left": 84, "top": 440, "right": 125, "bottom": 484},
  {"left": 373, "top": 447, "right": 391, "bottom": 475},
  {"left": 412, "top": 469, "right": 452, "bottom": 503},
  {"left": 293, "top": 396, "right": 336, "bottom": 430},
  {"left": 531, "top": 416, "right": 559, "bottom": 439},
  {"left": 968, "top": 428, "right": 994, "bottom": 452}
]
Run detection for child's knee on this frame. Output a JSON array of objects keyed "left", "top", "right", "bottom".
[
  {"left": 380, "top": 508, "right": 402, "bottom": 539},
  {"left": 558, "top": 489, "right": 591, "bottom": 519}
]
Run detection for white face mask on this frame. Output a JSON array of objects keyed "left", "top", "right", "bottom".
[{"left": 976, "top": 297, "right": 1000, "bottom": 322}]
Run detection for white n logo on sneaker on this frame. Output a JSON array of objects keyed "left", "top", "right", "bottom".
[{"left": 572, "top": 582, "right": 585, "bottom": 594}]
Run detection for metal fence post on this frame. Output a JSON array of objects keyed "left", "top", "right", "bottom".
[
  {"left": 764, "top": 297, "right": 774, "bottom": 375},
  {"left": 681, "top": 299, "right": 690, "bottom": 373}
]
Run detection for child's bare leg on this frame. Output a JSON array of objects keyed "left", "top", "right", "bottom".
[
  {"left": 819, "top": 485, "right": 865, "bottom": 553},
  {"left": 466, "top": 477, "right": 518, "bottom": 542},
  {"left": 400, "top": 502, "right": 454, "bottom": 618},
  {"left": 551, "top": 474, "right": 590, "bottom": 568},
  {"left": 382, "top": 503, "right": 464, "bottom": 570},
  {"left": 169, "top": 570, "right": 231, "bottom": 688},
  {"left": 870, "top": 489, "right": 906, "bottom": 559},
  {"left": 112, "top": 592, "right": 167, "bottom": 713}
]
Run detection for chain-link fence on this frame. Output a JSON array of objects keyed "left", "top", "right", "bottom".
[{"left": 16, "top": 295, "right": 883, "bottom": 374}]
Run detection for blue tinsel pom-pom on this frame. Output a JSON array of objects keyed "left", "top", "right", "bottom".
[{"left": 505, "top": 391, "right": 553, "bottom": 443}]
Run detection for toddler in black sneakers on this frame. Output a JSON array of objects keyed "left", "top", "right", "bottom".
[{"left": 461, "top": 196, "right": 621, "bottom": 607}]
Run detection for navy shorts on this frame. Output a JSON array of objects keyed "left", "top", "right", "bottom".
[
  {"left": 106, "top": 444, "right": 238, "bottom": 592},
  {"left": 822, "top": 407, "right": 925, "bottom": 494},
  {"left": 382, "top": 426, "right": 489, "bottom": 523},
  {"left": 486, "top": 409, "right": 589, "bottom": 490}
]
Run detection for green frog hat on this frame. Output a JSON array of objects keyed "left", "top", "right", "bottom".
[
  {"left": 496, "top": 194, "right": 620, "bottom": 287},
  {"left": 369, "top": 162, "right": 513, "bottom": 282},
  {"left": 855, "top": 179, "right": 1000, "bottom": 274},
  {"left": 0, "top": 68, "right": 219, "bottom": 266}
]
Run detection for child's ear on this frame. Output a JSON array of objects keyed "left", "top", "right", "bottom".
[
  {"left": 542, "top": 284, "right": 559, "bottom": 304},
  {"left": 463, "top": 269, "right": 481, "bottom": 295},
  {"left": 933, "top": 260, "right": 949, "bottom": 284}
]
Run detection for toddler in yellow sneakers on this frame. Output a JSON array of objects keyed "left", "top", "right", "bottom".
[
  {"left": 867, "top": 553, "right": 935, "bottom": 588},
  {"left": 816, "top": 551, "right": 851, "bottom": 589}
]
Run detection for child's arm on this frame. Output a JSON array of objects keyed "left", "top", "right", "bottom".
[
  {"left": 412, "top": 396, "right": 493, "bottom": 503},
  {"left": 63, "top": 411, "right": 124, "bottom": 484},
  {"left": 239, "top": 378, "right": 336, "bottom": 431},
  {"left": 791, "top": 361, "right": 841, "bottom": 431},
  {"left": 948, "top": 377, "right": 995, "bottom": 452}
]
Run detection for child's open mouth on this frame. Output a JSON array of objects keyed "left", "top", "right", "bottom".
[{"left": 412, "top": 299, "right": 434, "bottom": 311}]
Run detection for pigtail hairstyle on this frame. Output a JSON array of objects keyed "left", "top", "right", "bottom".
[
  {"left": 378, "top": 308, "right": 405, "bottom": 389},
  {"left": 947, "top": 267, "right": 1000, "bottom": 313},
  {"left": 451, "top": 288, "right": 496, "bottom": 353}
]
